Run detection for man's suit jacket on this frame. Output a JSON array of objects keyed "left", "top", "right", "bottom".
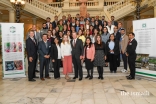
[
  {"left": 51, "top": 44, "right": 60, "bottom": 60},
  {"left": 112, "top": 21, "right": 118, "bottom": 26},
  {"left": 52, "top": 21, "right": 57, "bottom": 29},
  {"left": 70, "top": 39, "right": 84, "bottom": 58},
  {"left": 120, "top": 34, "right": 129, "bottom": 53},
  {"left": 114, "top": 32, "right": 121, "bottom": 42},
  {"left": 27, "top": 31, "right": 41, "bottom": 44},
  {"left": 26, "top": 37, "right": 38, "bottom": 59},
  {"left": 38, "top": 41, "right": 51, "bottom": 59},
  {"left": 46, "top": 22, "right": 52, "bottom": 29},
  {"left": 126, "top": 39, "right": 137, "bottom": 56},
  {"left": 40, "top": 29, "right": 48, "bottom": 37},
  {"left": 106, "top": 40, "right": 120, "bottom": 55}
]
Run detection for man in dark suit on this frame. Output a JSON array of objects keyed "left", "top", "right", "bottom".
[
  {"left": 46, "top": 17, "right": 52, "bottom": 29},
  {"left": 111, "top": 16, "right": 118, "bottom": 26},
  {"left": 38, "top": 34, "right": 51, "bottom": 81},
  {"left": 95, "top": 15, "right": 102, "bottom": 26},
  {"left": 26, "top": 30, "right": 38, "bottom": 82},
  {"left": 27, "top": 25, "right": 41, "bottom": 72},
  {"left": 84, "top": 13, "right": 91, "bottom": 22},
  {"left": 125, "top": 32, "right": 137, "bottom": 80},
  {"left": 70, "top": 32, "right": 84, "bottom": 81},
  {"left": 114, "top": 26, "right": 121, "bottom": 67},
  {"left": 52, "top": 16, "right": 58, "bottom": 29}
]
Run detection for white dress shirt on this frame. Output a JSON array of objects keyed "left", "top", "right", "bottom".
[
  {"left": 61, "top": 42, "right": 72, "bottom": 58},
  {"left": 106, "top": 25, "right": 115, "bottom": 34},
  {"left": 56, "top": 45, "right": 61, "bottom": 59}
]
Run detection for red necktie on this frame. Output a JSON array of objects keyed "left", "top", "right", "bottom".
[{"left": 128, "top": 40, "right": 131, "bottom": 45}]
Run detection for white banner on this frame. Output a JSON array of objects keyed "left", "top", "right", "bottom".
[
  {"left": 133, "top": 18, "right": 156, "bottom": 57},
  {"left": 1, "top": 23, "right": 26, "bottom": 78}
]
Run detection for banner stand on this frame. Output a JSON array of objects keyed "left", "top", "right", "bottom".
[{"left": 1, "top": 23, "right": 26, "bottom": 79}]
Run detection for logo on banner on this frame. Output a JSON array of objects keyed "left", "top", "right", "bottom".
[
  {"left": 9, "top": 26, "right": 16, "bottom": 33},
  {"left": 142, "top": 23, "right": 146, "bottom": 28}
]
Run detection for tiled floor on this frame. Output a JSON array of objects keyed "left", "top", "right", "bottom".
[{"left": 0, "top": 64, "right": 156, "bottom": 104}]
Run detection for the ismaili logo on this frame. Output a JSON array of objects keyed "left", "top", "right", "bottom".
[
  {"left": 9, "top": 26, "right": 16, "bottom": 33},
  {"left": 142, "top": 23, "right": 146, "bottom": 28}
]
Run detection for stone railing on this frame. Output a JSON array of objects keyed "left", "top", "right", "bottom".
[
  {"left": 48, "top": 0, "right": 117, "bottom": 8},
  {"left": 69, "top": 1, "right": 99, "bottom": 7},
  {"left": 106, "top": 0, "right": 133, "bottom": 14},
  {"left": 48, "top": 2, "right": 64, "bottom": 7},
  {"left": 25, "top": 0, "right": 60, "bottom": 15}
]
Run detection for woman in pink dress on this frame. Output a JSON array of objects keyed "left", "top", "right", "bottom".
[{"left": 61, "top": 35, "right": 73, "bottom": 80}]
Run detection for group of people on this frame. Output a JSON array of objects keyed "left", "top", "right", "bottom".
[{"left": 26, "top": 14, "right": 137, "bottom": 82}]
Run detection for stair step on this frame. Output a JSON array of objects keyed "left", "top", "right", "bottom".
[{"left": 35, "top": 66, "right": 129, "bottom": 77}]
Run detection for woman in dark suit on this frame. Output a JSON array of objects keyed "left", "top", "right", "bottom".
[
  {"left": 106, "top": 34, "right": 120, "bottom": 73},
  {"left": 51, "top": 37, "right": 61, "bottom": 79}
]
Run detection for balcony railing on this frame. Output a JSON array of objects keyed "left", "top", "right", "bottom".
[{"left": 48, "top": 0, "right": 118, "bottom": 8}]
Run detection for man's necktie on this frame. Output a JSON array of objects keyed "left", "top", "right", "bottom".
[
  {"left": 32, "top": 38, "right": 36, "bottom": 45},
  {"left": 73, "top": 40, "right": 76, "bottom": 47}
]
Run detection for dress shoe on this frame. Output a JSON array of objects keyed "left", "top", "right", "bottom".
[
  {"left": 89, "top": 76, "right": 93, "bottom": 80},
  {"left": 101, "top": 76, "right": 104, "bottom": 80},
  {"left": 79, "top": 78, "right": 82, "bottom": 81},
  {"left": 85, "top": 75, "right": 90, "bottom": 79},
  {"left": 114, "top": 71, "right": 116, "bottom": 73},
  {"left": 126, "top": 75, "right": 131, "bottom": 78},
  {"left": 127, "top": 77, "right": 135, "bottom": 80},
  {"left": 98, "top": 76, "right": 100, "bottom": 79},
  {"left": 35, "top": 70, "right": 39, "bottom": 72},
  {"left": 33, "top": 76, "right": 39, "bottom": 78},
  {"left": 29, "top": 79, "right": 36, "bottom": 82},
  {"left": 40, "top": 78, "right": 45, "bottom": 81},
  {"left": 73, "top": 77, "right": 78, "bottom": 79},
  {"left": 45, "top": 77, "right": 51, "bottom": 79}
]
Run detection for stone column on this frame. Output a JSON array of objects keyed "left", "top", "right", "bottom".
[
  {"left": 8, "top": 9, "right": 15, "bottom": 23},
  {"left": 32, "top": 18, "right": 37, "bottom": 25},
  {"left": 154, "top": 6, "right": 156, "bottom": 17}
]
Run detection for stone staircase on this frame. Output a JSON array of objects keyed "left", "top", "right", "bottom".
[
  {"left": 0, "top": 0, "right": 155, "bottom": 21},
  {"left": 0, "top": 0, "right": 62, "bottom": 20}
]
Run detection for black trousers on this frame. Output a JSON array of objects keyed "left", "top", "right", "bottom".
[
  {"left": 40, "top": 58, "right": 49, "bottom": 78},
  {"left": 97, "top": 66, "right": 103, "bottom": 77},
  {"left": 28, "top": 57, "right": 37, "bottom": 80},
  {"left": 53, "top": 59, "right": 61, "bottom": 78},
  {"left": 128, "top": 54, "right": 136, "bottom": 78},
  {"left": 72, "top": 56, "right": 83, "bottom": 78},
  {"left": 122, "top": 53, "right": 127, "bottom": 70},
  {"left": 109, "top": 54, "right": 117, "bottom": 72},
  {"left": 117, "top": 53, "right": 120, "bottom": 67}
]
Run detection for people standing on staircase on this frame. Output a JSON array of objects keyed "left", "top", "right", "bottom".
[
  {"left": 120, "top": 29, "right": 129, "bottom": 73},
  {"left": 106, "top": 21, "right": 115, "bottom": 34},
  {"left": 111, "top": 16, "right": 118, "bottom": 26},
  {"left": 71, "top": 32, "right": 84, "bottom": 81},
  {"left": 83, "top": 37, "right": 95, "bottom": 80},
  {"left": 61, "top": 35, "right": 73, "bottom": 80},
  {"left": 51, "top": 37, "right": 61, "bottom": 79},
  {"left": 106, "top": 34, "right": 120, "bottom": 73},
  {"left": 101, "top": 27, "right": 110, "bottom": 67},
  {"left": 52, "top": 16, "right": 58, "bottom": 29},
  {"left": 40, "top": 23, "right": 48, "bottom": 37},
  {"left": 125, "top": 32, "right": 137, "bottom": 80},
  {"left": 46, "top": 17, "right": 51, "bottom": 29},
  {"left": 94, "top": 35, "right": 106, "bottom": 80}
]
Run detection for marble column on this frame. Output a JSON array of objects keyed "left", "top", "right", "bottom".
[
  {"left": 154, "top": 6, "right": 156, "bottom": 17},
  {"left": 32, "top": 18, "right": 37, "bottom": 25},
  {"left": 8, "top": 9, "right": 15, "bottom": 23}
]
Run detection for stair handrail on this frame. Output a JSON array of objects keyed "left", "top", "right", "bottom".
[{"left": 24, "top": 0, "right": 62, "bottom": 16}]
